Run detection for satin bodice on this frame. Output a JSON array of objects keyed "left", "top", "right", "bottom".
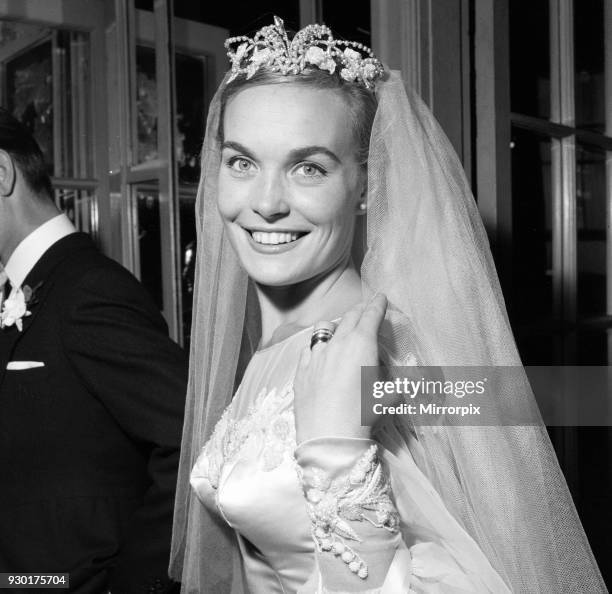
[{"left": 191, "top": 328, "right": 317, "bottom": 593}]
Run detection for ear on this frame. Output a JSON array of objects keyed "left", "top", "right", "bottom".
[{"left": 0, "top": 150, "right": 16, "bottom": 197}]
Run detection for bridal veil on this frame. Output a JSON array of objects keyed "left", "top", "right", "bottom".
[{"left": 169, "top": 66, "right": 606, "bottom": 593}]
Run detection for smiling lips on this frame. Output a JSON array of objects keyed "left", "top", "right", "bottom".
[
  {"left": 251, "top": 231, "right": 299, "bottom": 245},
  {"left": 247, "top": 229, "right": 308, "bottom": 246},
  {"left": 241, "top": 227, "right": 310, "bottom": 254}
]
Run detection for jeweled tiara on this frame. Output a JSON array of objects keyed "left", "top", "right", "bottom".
[{"left": 224, "top": 16, "right": 385, "bottom": 89}]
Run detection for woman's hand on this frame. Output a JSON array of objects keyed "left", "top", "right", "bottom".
[{"left": 293, "top": 293, "right": 388, "bottom": 444}]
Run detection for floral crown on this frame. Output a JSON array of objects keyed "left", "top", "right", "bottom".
[{"left": 225, "top": 16, "right": 385, "bottom": 89}]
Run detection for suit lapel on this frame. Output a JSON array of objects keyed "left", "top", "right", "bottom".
[
  {"left": 21, "top": 232, "right": 94, "bottom": 291},
  {"left": 0, "top": 233, "right": 96, "bottom": 385}
]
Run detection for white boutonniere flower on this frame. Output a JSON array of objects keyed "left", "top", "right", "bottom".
[
  {"left": 0, "top": 282, "right": 41, "bottom": 332},
  {"left": 1, "top": 287, "right": 32, "bottom": 331}
]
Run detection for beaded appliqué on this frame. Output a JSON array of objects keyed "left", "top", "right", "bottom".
[
  {"left": 201, "top": 382, "right": 296, "bottom": 488},
  {"left": 225, "top": 16, "right": 385, "bottom": 89},
  {"left": 300, "top": 444, "right": 400, "bottom": 580}
]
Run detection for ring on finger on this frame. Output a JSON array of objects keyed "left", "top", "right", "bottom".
[{"left": 310, "top": 321, "right": 336, "bottom": 350}]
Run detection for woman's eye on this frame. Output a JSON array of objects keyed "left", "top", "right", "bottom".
[
  {"left": 228, "top": 157, "right": 254, "bottom": 174},
  {"left": 294, "top": 163, "right": 326, "bottom": 179}
]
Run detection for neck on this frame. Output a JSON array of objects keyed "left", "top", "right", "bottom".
[
  {"left": 0, "top": 196, "right": 60, "bottom": 265},
  {"left": 255, "top": 256, "right": 363, "bottom": 346}
]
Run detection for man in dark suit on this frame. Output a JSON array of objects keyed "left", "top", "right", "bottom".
[{"left": 0, "top": 111, "right": 187, "bottom": 593}]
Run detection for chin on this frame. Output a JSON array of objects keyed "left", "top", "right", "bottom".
[{"left": 243, "top": 265, "right": 308, "bottom": 288}]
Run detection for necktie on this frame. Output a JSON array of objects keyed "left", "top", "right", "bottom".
[
  {"left": 0, "top": 270, "right": 8, "bottom": 301},
  {"left": 0, "top": 271, "right": 11, "bottom": 320}
]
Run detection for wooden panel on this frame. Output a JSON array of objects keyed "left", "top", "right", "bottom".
[
  {"left": 429, "top": 0, "right": 467, "bottom": 160},
  {"left": 474, "top": 0, "right": 512, "bottom": 274},
  {"left": 0, "top": 0, "right": 104, "bottom": 29},
  {"left": 371, "top": 0, "right": 471, "bottom": 163}
]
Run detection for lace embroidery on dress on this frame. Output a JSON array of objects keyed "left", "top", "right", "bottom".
[
  {"left": 404, "top": 352, "right": 417, "bottom": 366},
  {"left": 299, "top": 444, "right": 400, "bottom": 580},
  {"left": 199, "top": 381, "right": 297, "bottom": 488}
]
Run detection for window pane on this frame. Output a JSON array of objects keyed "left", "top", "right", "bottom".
[
  {"left": 54, "top": 187, "right": 97, "bottom": 235},
  {"left": 3, "top": 27, "right": 92, "bottom": 179},
  {"left": 509, "top": 1, "right": 550, "bottom": 119},
  {"left": 576, "top": 145, "right": 607, "bottom": 318},
  {"left": 574, "top": 0, "right": 605, "bottom": 133},
  {"left": 56, "top": 31, "right": 92, "bottom": 178},
  {"left": 136, "top": 46, "right": 208, "bottom": 180},
  {"left": 136, "top": 45, "right": 159, "bottom": 163},
  {"left": 322, "top": 0, "right": 371, "bottom": 46},
  {"left": 515, "top": 332, "right": 557, "bottom": 365},
  {"left": 5, "top": 36, "right": 54, "bottom": 169},
  {"left": 176, "top": 52, "right": 207, "bottom": 184},
  {"left": 510, "top": 127, "right": 554, "bottom": 362},
  {"left": 577, "top": 426, "right": 612, "bottom": 586},
  {"left": 174, "top": 1, "right": 300, "bottom": 34},
  {"left": 135, "top": 183, "right": 164, "bottom": 309},
  {"left": 179, "top": 190, "right": 197, "bottom": 346},
  {"left": 576, "top": 330, "right": 609, "bottom": 365}
]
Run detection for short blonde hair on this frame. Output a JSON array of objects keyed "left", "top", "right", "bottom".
[{"left": 218, "top": 68, "right": 379, "bottom": 166}]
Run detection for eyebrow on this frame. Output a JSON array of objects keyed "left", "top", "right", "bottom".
[
  {"left": 221, "top": 141, "right": 341, "bottom": 165},
  {"left": 221, "top": 141, "right": 256, "bottom": 160}
]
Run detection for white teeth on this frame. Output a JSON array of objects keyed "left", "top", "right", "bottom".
[{"left": 251, "top": 231, "right": 300, "bottom": 245}]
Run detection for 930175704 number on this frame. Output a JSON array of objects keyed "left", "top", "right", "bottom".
[{"left": 0, "top": 574, "right": 69, "bottom": 589}]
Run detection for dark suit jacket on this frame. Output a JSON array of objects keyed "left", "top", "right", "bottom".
[{"left": 0, "top": 233, "right": 188, "bottom": 594}]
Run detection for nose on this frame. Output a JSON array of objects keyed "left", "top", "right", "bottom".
[{"left": 250, "top": 173, "right": 289, "bottom": 221}]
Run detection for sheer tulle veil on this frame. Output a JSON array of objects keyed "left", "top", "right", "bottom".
[{"left": 169, "top": 65, "right": 606, "bottom": 592}]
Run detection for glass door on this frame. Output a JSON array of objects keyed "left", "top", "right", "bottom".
[
  {"left": 0, "top": 0, "right": 108, "bottom": 249},
  {"left": 107, "top": 0, "right": 227, "bottom": 344}
]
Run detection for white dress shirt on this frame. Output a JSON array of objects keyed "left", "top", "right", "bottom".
[{"left": 4, "top": 214, "right": 77, "bottom": 290}]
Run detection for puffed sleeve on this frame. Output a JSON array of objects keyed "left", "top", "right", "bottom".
[
  {"left": 295, "top": 437, "right": 510, "bottom": 593},
  {"left": 295, "top": 437, "right": 401, "bottom": 592}
]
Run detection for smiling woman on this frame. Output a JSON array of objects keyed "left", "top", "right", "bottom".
[{"left": 171, "top": 16, "right": 606, "bottom": 594}]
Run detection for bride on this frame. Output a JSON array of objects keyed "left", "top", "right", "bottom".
[{"left": 170, "top": 17, "right": 606, "bottom": 593}]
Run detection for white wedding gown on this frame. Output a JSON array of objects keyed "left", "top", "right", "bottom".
[{"left": 191, "top": 326, "right": 511, "bottom": 593}]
